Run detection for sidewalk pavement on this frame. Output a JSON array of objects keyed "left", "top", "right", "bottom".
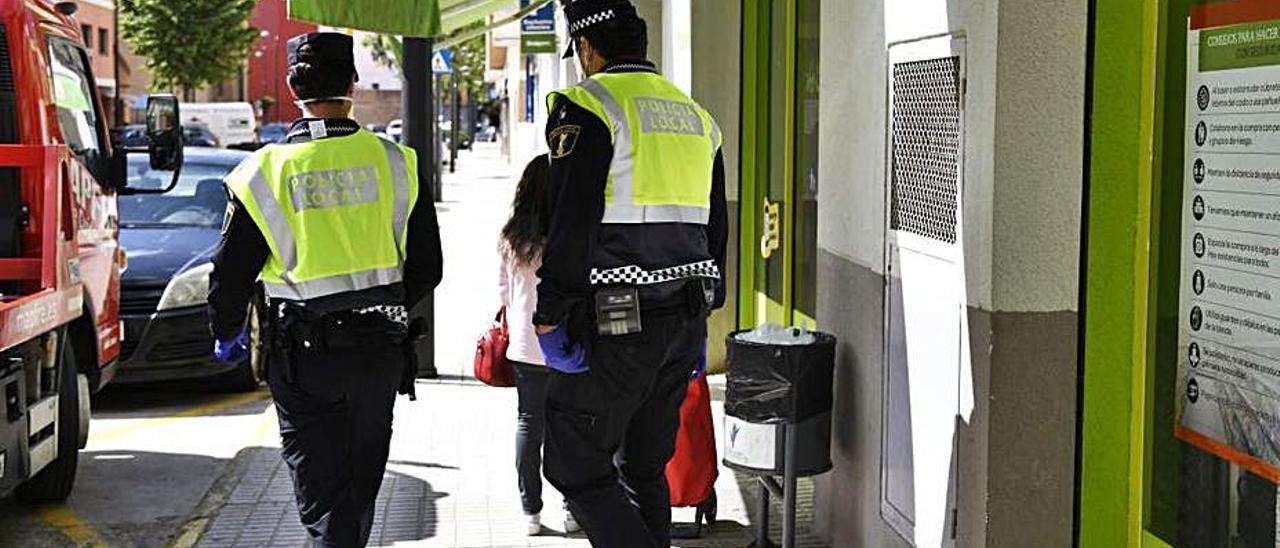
[{"left": 196, "top": 144, "right": 830, "bottom": 547}]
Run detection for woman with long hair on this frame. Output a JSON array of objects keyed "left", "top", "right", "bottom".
[{"left": 498, "top": 156, "right": 579, "bottom": 535}]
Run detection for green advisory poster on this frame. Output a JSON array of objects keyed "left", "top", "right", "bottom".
[
  {"left": 1178, "top": 10, "right": 1280, "bottom": 483},
  {"left": 289, "top": 0, "right": 440, "bottom": 37}
]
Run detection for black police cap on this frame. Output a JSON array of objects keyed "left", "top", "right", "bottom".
[
  {"left": 561, "top": 0, "right": 640, "bottom": 58},
  {"left": 287, "top": 32, "right": 355, "bottom": 68}
]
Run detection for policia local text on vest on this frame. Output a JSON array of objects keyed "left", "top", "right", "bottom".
[
  {"left": 534, "top": 2, "right": 729, "bottom": 547},
  {"left": 206, "top": 32, "right": 442, "bottom": 548}
]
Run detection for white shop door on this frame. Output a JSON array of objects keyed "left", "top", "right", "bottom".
[{"left": 881, "top": 35, "right": 967, "bottom": 548}]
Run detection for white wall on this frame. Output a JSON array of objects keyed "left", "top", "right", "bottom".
[
  {"left": 818, "top": 0, "right": 888, "bottom": 276},
  {"left": 815, "top": 0, "right": 1086, "bottom": 545},
  {"left": 662, "top": 0, "right": 692, "bottom": 94},
  {"left": 991, "top": 0, "right": 1087, "bottom": 312},
  {"left": 820, "top": 0, "right": 1082, "bottom": 314},
  {"left": 691, "top": 0, "right": 740, "bottom": 200}
]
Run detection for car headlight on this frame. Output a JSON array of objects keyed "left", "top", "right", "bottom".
[{"left": 157, "top": 262, "right": 214, "bottom": 311}]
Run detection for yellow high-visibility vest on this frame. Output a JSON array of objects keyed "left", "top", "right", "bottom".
[
  {"left": 225, "top": 130, "right": 419, "bottom": 301},
  {"left": 550, "top": 71, "right": 721, "bottom": 225}
]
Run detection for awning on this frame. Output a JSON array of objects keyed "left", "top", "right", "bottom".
[
  {"left": 288, "top": 0, "right": 442, "bottom": 37},
  {"left": 436, "top": 0, "right": 552, "bottom": 50},
  {"left": 440, "top": 0, "right": 512, "bottom": 35},
  {"left": 288, "top": 0, "right": 550, "bottom": 43}
]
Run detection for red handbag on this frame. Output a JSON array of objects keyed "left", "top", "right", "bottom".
[{"left": 474, "top": 307, "right": 517, "bottom": 387}]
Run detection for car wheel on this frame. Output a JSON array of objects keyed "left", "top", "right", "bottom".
[
  {"left": 224, "top": 298, "right": 265, "bottom": 392},
  {"left": 16, "top": 339, "right": 81, "bottom": 503}
]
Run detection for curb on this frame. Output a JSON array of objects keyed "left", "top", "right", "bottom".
[{"left": 165, "top": 446, "right": 257, "bottom": 548}]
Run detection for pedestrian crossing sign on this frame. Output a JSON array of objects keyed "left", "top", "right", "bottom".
[{"left": 432, "top": 49, "right": 453, "bottom": 75}]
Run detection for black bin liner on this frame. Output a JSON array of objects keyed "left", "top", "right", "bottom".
[{"left": 725, "top": 330, "right": 836, "bottom": 424}]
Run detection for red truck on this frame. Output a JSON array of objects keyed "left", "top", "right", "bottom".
[{"left": 0, "top": 0, "right": 181, "bottom": 502}]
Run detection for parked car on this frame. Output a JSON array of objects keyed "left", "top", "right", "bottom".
[
  {"left": 115, "top": 123, "right": 148, "bottom": 147},
  {"left": 116, "top": 147, "right": 264, "bottom": 390},
  {"left": 115, "top": 122, "right": 219, "bottom": 147},
  {"left": 259, "top": 122, "right": 289, "bottom": 144},
  {"left": 184, "top": 122, "right": 220, "bottom": 147},
  {"left": 386, "top": 119, "right": 403, "bottom": 143}
]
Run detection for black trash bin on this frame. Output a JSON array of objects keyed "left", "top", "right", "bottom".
[{"left": 722, "top": 329, "right": 836, "bottom": 548}]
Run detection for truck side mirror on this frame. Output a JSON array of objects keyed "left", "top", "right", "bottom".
[
  {"left": 146, "top": 95, "right": 183, "bottom": 172},
  {"left": 116, "top": 95, "right": 185, "bottom": 195}
]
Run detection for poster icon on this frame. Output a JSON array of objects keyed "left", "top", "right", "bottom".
[
  {"left": 1193, "top": 269, "right": 1205, "bottom": 295},
  {"left": 1188, "top": 342, "right": 1201, "bottom": 367},
  {"left": 1197, "top": 85, "right": 1210, "bottom": 111},
  {"left": 1193, "top": 232, "right": 1206, "bottom": 258},
  {"left": 1192, "top": 195, "right": 1205, "bottom": 221},
  {"left": 1195, "top": 121, "right": 1208, "bottom": 147},
  {"left": 1190, "top": 306, "right": 1203, "bottom": 331},
  {"left": 1193, "top": 158, "right": 1205, "bottom": 184},
  {"left": 1187, "top": 378, "right": 1200, "bottom": 404}
]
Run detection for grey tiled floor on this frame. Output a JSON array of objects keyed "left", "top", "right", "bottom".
[{"left": 194, "top": 380, "right": 828, "bottom": 548}]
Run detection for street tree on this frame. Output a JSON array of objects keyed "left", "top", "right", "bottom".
[{"left": 119, "top": 0, "right": 259, "bottom": 98}]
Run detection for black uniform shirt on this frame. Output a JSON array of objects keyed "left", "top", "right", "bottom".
[
  {"left": 207, "top": 118, "right": 443, "bottom": 340},
  {"left": 534, "top": 60, "right": 729, "bottom": 327}
]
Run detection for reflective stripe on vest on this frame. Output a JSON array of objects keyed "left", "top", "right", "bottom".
[
  {"left": 227, "top": 131, "right": 417, "bottom": 302},
  {"left": 383, "top": 137, "right": 412, "bottom": 263},
  {"left": 263, "top": 265, "right": 404, "bottom": 301},
  {"left": 562, "top": 74, "right": 719, "bottom": 225}
]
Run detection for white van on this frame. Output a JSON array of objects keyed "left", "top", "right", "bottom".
[{"left": 182, "top": 102, "right": 257, "bottom": 148}]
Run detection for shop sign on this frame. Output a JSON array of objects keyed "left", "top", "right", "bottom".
[{"left": 520, "top": 0, "right": 558, "bottom": 54}]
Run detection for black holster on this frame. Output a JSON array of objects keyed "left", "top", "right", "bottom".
[
  {"left": 270, "top": 304, "right": 409, "bottom": 391},
  {"left": 401, "top": 319, "right": 428, "bottom": 400}
]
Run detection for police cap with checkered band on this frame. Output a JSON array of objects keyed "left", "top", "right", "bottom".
[{"left": 561, "top": 0, "right": 640, "bottom": 59}]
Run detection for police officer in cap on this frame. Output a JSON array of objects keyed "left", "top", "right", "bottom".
[
  {"left": 534, "top": 1, "right": 728, "bottom": 546},
  {"left": 207, "top": 32, "right": 442, "bottom": 547}
]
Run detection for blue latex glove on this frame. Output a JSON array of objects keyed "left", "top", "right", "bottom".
[
  {"left": 213, "top": 329, "right": 250, "bottom": 364},
  {"left": 537, "top": 325, "right": 588, "bottom": 374},
  {"left": 692, "top": 342, "right": 707, "bottom": 379}
]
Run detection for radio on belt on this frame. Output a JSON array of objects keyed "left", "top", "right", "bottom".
[{"left": 595, "top": 287, "right": 642, "bottom": 336}]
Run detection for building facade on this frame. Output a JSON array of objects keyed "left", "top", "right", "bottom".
[
  {"left": 246, "top": 0, "right": 318, "bottom": 124},
  {"left": 72, "top": 0, "right": 119, "bottom": 122},
  {"left": 657, "top": 0, "right": 1278, "bottom": 545}
]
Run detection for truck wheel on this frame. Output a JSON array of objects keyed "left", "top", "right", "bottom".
[
  {"left": 224, "top": 297, "right": 264, "bottom": 392},
  {"left": 15, "top": 341, "right": 80, "bottom": 503}
]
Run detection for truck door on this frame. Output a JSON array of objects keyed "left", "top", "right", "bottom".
[{"left": 46, "top": 37, "right": 120, "bottom": 365}]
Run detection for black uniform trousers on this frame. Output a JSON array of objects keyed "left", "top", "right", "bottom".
[
  {"left": 266, "top": 311, "right": 405, "bottom": 548},
  {"left": 543, "top": 310, "right": 706, "bottom": 548}
]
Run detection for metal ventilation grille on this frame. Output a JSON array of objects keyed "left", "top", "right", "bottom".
[{"left": 890, "top": 56, "right": 961, "bottom": 244}]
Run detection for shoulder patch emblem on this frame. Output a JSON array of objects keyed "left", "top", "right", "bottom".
[
  {"left": 549, "top": 125, "right": 581, "bottom": 159},
  {"left": 221, "top": 199, "right": 238, "bottom": 235}
]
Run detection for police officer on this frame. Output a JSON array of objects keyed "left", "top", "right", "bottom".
[
  {"left": 534, "top": 2, "right": 728, "bottom": 546},
  {"left": 206, "top": 32, "right": 442, "bottom": 548}
]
